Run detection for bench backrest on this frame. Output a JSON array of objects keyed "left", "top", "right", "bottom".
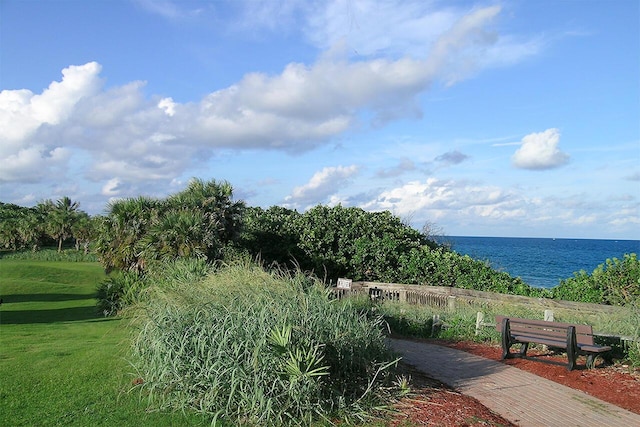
[{"left": 495, "top": 316, "right": 595, "bottom": 346}]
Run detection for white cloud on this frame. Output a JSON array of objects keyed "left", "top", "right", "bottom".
[
  {"left": 0, "top": 62, "right": 101, "bottom": 149},
  {"left": 158, "top": 97, "right": 176, "bottom": 116},
  {"left": 353, "top": 176, "right": 640, "bottom": 238},
  {"left": 0, "top": 4, "right": 542, "bottom": 201},
  {"left": 0, "top": 63, "right": 101, "bottom": 183},
  {"left": 285, "top": 165, "right": 359, "bottom": 207},
  {"left": 511, "top": 128, "right": 570, "bottom": 170},
  {"left": 360, "top": 178, "right": 526, "bottom": 225},
  {"left": 0, "top": 146, "right": 70, "bottom": 183},
  {"left": 101, "top": 178, "right": 124, "bottom": 197}
]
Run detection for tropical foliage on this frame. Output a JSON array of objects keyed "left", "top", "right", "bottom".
[
  {"left": 0, "top": 199, "right": 92, "bottom": 253},
  {"left": 3, "top": 185, "right": 637, "bottom": 308},
  {"left": 95, "top": 179, "right": 244, "bottom": 273}
]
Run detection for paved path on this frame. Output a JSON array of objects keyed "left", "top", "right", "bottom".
[{"left": 388, "top": 338, "right": 640, "bottom": 427}]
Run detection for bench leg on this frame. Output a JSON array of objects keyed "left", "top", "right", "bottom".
[
  {"left": 566, "top": 326, "right": 578, "bottom": 371},
  {"left": 586, "top": 354, "right": 596, "bottom": 369},
  {"left": 500, "top": 318, "right": 512, "bottom": 359},
  {"left": 519, "top": 342, "right": 529, "bottom": 357}
]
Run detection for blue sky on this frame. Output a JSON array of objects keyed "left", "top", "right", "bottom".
[{"left": 1, "top": 0, "right": 638, "bottom": 239}]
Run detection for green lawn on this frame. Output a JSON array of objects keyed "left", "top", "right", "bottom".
[{"left": 0, "top": 260, "right": 208, "bottom": 426}]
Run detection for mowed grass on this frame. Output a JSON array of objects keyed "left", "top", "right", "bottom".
[{"left": 0, "top": 260, "right": 208, "bottom": 426}]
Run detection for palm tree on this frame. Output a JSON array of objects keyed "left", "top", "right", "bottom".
[
  {"left": 141, "top": 209, "right": 209, "bottom": 261},
  {"left": 167, "top": 178, "right": 245, "bottom": 258},
  {"left": 47, "top": 197, "right": 80, "bottom": 252},
  {"left": 71, "top": 213, "right": 96, "bottom": 254},
  {"left": 95, "top": 179, "right": 245, "bottom": 273},
  {"left": 17, "top": 210, "right": 44, "bottom": 252},
  {"left": 95, "top": 197, "right": 161, "bottom": 273}
]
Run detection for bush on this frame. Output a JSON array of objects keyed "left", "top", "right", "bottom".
[
  {"left": 552, "top": 254, "right": 639, "bottom": 306},
  {"left": 130, "top": 263, "right": 399, "bottom": 425},
  {"left": 96, "top": 271, "right": 144, "bottom": 316},
  {"left": 396, "top": 246, "right": 548, "bottom": 297}
]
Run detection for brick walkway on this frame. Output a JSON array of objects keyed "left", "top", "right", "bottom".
[{"left": 388, "top": 338, "right": 640, "bottom": 427}]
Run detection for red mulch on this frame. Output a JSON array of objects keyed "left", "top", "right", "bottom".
[{"left": 386, "top": 338, "right": 640, "bottom": 426}]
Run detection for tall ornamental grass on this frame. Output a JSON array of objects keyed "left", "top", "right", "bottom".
[{"left": 130, "top": 263, "right": 398, "bottom": 426}]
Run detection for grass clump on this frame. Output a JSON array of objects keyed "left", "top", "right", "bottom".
[
  {"left": 95, "top": 258, "right": 213, "bottom": 317},
  {"left": 130, "top": 262, "right": 398, "bottom": 425}
]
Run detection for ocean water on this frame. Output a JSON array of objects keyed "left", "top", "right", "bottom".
[{"left": 445, "top": 236, "right": 640, "bottom": 289}]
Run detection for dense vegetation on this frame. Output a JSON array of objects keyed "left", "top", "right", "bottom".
[
  {"left": 130, "top": 261, "right": 400, "bottom": 425},
  {"left": 237, "top": 205, "right": 547, "bottom": 297},
  {"left": 0, "top": 198, "right": 95, "bottom": 253},
  {"left": 3, "top": 179, "right": 638, "bottom": 308},
  {"left": 95, "top": 179, "right": 243, "bottom": 273},
  {"left": 551, "top": 254, "right": 640, "bottom": 306}
]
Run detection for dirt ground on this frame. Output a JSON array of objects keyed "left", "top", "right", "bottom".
[{"left": 387, "top": 339, "right": 640, "bottom": 426}]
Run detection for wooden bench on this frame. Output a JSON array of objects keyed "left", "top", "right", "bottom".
[{"left": 495, "top": 316, "right": 611, "bottom": 371}]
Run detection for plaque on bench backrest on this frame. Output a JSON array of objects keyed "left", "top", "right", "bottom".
[{"left": 336, "top": 278, "right": 352, "bottom": 289}]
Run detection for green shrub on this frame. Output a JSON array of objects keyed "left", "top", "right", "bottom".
[
  {"left": 624, "top": 304, "right": 640, "bottom": 367},
  {"left": 553, "top": 254, "right": 639, "bottom": 306},
  {"left": 396, "top": 247, "right": 548, "bottom": 297},
  {"left": 130, "top": 263, "right": 398, "bottom": 425},
  {"left": 96, "top": 271, "right": 144, "bottom": 316}
]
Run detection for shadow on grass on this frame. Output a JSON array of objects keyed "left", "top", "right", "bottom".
[
  {"left": 0, "top": 305, "right": 105, "bottom": 324},
  {"left": 2, "top": 293, "right": 97, "bottom": 303}
]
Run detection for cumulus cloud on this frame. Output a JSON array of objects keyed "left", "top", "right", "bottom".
[
  {"left": 356, "top": 177, "right": 625, "bottom": 236},
  {"left": 511, "top": 128, "right": 569, "bottom": 170},
  {"left": 285, "top": 165, "right": 359, "bottom": 208},
  {"left": 0, "top": 62, "right": 101, "bottom": 182},
  {"left": 0, "top": 62, "right": 101, "bottom": 148},
  {"left": 360, "top": 178, "right": 523, "bottom": 222}
]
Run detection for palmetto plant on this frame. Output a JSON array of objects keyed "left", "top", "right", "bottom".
[
  {"left": 95, "top": 179, "right": 243, "bottom": 273},
  {"left": 141, "top": 209, "right": 210, "bottom": 260},
  {"left": 95, "top": 196, "right": 161, "bottom": 273}
]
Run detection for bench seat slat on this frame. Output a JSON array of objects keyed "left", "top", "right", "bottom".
[
  {"left": 579, "top": 344, "right": 612, "bottom": 353},
  {"left": 510, "top": 334, "right": 567, "bottom": 348},
  {"left": 510, "top": 326, "right": 567, "bottom": 337}
]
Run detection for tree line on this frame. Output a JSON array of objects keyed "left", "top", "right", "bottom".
[
  {"left": 0, "top": 197, "right": 94, "bottom": 254},
  {"left": 2, "top": 178, "right": 637, "bottom": 305}
]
